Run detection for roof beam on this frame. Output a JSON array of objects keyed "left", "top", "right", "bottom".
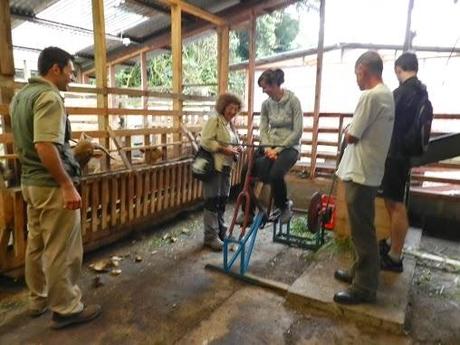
[
  {"left": 127, "top": 0, "right": 170, "bottom": 15},
  {"left": 228, "top": 43, "right": 460, "bottom": 71},
  {"left": 82, "top": 0, "right": 299, "bottom": 73},
  {"left": 126, "top": 0, "right": 197, "bottom": 21},
  {"left": 10, "top": 6, "right": 141, "bottom": 45},
  {"left": 153, "top": 0, "right": 226, "bottom": 25}
]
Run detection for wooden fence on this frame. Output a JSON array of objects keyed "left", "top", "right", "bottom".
[{"left": 1, "top": 82, "right": 460, "bottom": 274}]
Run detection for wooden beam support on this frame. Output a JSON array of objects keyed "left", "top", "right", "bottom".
[
  {"left": 140, "top": 51, "right": 152, "bottom": 163},
  {"left": 309, "top": 0, "right": 326, "bottom": 178},
  {"left": 0, "top": 0, "right": 14, "bottom": 112},
  {"left": 92, "top": 0, "right": 110, "bottom": 169},
  {"left": 107, "top": 126, "right": 133, "bottom": 170},
  {"left": 217, "top": 25, "right": 229, "bottom": 94},
  {"left": 108, "top": 64, "right": 117, "bottom": 107},
  {"left": 155, "top": 0, "right": 226, "bottom": 26},
  {"left": 0, "top": 0, "right": 16, "bottom": 179},
  {"left": 247, "top": 12, "right": 256, "bottom": 144},
  {"left": 140, "top": 52, "right": 149, "bottom": 124},
  {"left": 171, "top": 4, "right": 183, "bottom": 158}
]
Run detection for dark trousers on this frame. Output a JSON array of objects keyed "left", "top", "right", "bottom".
[
  {"left": 203, "top": 167, "right": 231, "bottom": 240},
  {"left": 344, "top": 181, "right": 379, "bottom": 295},
  {"left": 242, "top": 148, "right": 298, "bottom": 211}
]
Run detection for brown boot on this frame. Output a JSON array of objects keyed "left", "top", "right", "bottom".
[
  {"left": 29, "top": 306, "right": 48, "bottom": 318},
  {"left": 51, "top": 304, "right": 101, "bottom": 329}
]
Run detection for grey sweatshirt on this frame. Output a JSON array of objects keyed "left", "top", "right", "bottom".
[{"left": 259, "top": 89, "right": 303, "bottom": 153}]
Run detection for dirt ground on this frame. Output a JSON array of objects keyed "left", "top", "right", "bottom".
[{"left": 1, "top": 205, "right": 460, "bottom": 345}]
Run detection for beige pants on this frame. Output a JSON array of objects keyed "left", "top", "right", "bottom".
[{"left": 22, "top": 185, "right": 84, "bottom": 315}]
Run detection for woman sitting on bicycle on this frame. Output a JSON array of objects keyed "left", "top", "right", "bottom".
[{"left": 238, "top": 68, "right": 303, "bottom": 224}]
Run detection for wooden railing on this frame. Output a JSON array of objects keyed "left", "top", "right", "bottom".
[
  {"left": 0, "top": 155, "right": 246, "bottom": 274},
  {"left": 1, "top": 80, "right": 460, "bottom": 274},
  {"left": 0, "top": 83, "right": 242, "bottom": 275}
]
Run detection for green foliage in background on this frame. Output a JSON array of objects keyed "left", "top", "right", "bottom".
[{"left": 114, "top": 3, "right": 317, "bottom": 96}]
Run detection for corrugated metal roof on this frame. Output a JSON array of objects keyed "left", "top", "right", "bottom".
[
  {"left": 37, "top": 0, "right": 150, "bottom": 36},
  {"left": 9, "top": 0, "right": 245, "bottom": 73}
]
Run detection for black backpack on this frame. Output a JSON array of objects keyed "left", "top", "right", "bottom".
[{"left": 403, "top": 86, "right": 433, "bottom": 156}]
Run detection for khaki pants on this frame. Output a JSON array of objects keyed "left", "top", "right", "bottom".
[
  {"left": 22, "top": 185, "right": 84, "bottom": 315},
  {"left": 344, "top": 181, "right": 379, "bottom": 296}
]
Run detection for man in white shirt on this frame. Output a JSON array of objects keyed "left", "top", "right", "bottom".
[{"left": 334, "top": 51, "right": 395, "bottom": 304}]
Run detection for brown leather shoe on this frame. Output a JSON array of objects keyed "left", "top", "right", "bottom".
[
  {"left": 334, "top": 269, "right": 353, "bottom": 284},
  {"left": 333, "top": 288, "right": 376, "bottom": 305},
  {"left": 29, "top": 306, "right": 48, "bottom": 318},
  {"left": 51, "top": 304, "right": 101, "bottom": 329}
]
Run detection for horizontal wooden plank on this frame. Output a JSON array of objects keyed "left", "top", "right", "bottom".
[
  {"left": 0, "top": 132, "right": 13, "bottom": 143},
  {"left": 301, "top": 151, "right": 337, "bottom": 159},
  {"left": 107, "top": 87, "right": 215, "bottom": 102},
  {"left": 0, "top": 153, "right": 17, "bottom": 159},
  {"left": 66, "top": 107, "right": 106, "bottom": 115},
  {"left": 294, "top": 161, "right": 336, "bottom": 172},
  {"left": 0, "top": 104, "right": 9, "bottom": 114},
  {"left": 302, "top": 139, "right": 338, "bottom": 147},
  {"left": 72, "top": 130, "right": 107, "bottom": 139},
  {"left": 411, "top": 174, "right": 460, "bottom": 185},
  {"left": 66, "top": 107, "right": 182, "bottom": 117},
  {"left": 113, "top": 128, "right": 174, "bottom": 136},
  {"left": 0, "top": 81, "right": 214, "bottom": 102},
  {"left": 120, "top": 141, "right": 184, "bottom": 151},
  {"left": 108, "top": 108, "right": 180, "bottom": 116}
]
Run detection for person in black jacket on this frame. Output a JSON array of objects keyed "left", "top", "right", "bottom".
[{"left": 380, "top": 52, "right": 429, "bottom": 272}]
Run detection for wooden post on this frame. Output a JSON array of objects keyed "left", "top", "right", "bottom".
[
  {"left": 107, "top": 64, "right": 118, "bottom": 167},
  {"left": 403, "top": 0, "right": 415, "bottom": 52},
  {"left": 247, "top": 12, "right": 256, "bottom": 144},
  {"left": 82, "top": 73, "right": 90, "bottom": 84},
  {"left": 155, "top": 0, "right": 225, "bottom": 26},
  {"left": 217, "top": 25, "right": 229, "bottom": 95},
  {"left": 92, "top": 0, "right": 110, "bottom": 170},
  {"left": 0, "top": 0, "right": 16, "bottom": 179},
  {"left": 140, "top": 52, "right": 151, "bottom": 164},
  {"left": 309, "top": 0, "right": 326, "bottom": 178},
  {"left": 108, "top": 64, "right": 117, "bottom": 107},
  {"left": 171, "top": 4, "right": 183, "bottom": 158}
]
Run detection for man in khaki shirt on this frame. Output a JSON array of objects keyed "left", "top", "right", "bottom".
[{"left": 11, "top": 47, "right": 101, "bottom": 328}]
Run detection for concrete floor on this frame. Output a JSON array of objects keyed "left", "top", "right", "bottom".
[{"left": 1, "top": 203, "right": 460, "bottom": 345}]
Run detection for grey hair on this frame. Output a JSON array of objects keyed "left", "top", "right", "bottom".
[{"left": 355, "top": 51, "right": 383, "bottom": 76}]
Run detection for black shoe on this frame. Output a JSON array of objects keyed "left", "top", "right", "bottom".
[
  {"left": 379, "top": 239, "right": 390, "bottom": 256},
  {"left": 218, "top": 226, "right": 227, "bottom": 241},
  {"left": 333, "top": 288, "right": 376, "bottom": 305},
  {"left": 334, "top": 269, "right": 353, "bottom": 284},
  {"left": 51, "top": 304, "right": 101, "bottom": 329},
  {"left": 380, "top": 252, "right": 403, "bottom": 273},
  {"left": 29, "top": 306, "right": 48, "bottom": 318}
]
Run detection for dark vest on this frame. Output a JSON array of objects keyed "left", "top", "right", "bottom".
[{"left": 11, "top": 79, "right": 81, "bottom": 186}]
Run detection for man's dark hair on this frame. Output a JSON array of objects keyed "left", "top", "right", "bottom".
[
  {"left": 38, "top": 47, "right": 73, "bottom": 76},
  {"left": 395, "top": 52, "right": 418, "bottom": 72},
  {"left": 258, "top": 68, "right": 285, "bottom": 87},
  {"left": 355, "top": 51, "right": 383, "bottom": 76}
]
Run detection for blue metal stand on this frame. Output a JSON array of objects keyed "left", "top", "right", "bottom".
[{"left": 223, "top": 212, "right": 267, "bottom": 275}]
